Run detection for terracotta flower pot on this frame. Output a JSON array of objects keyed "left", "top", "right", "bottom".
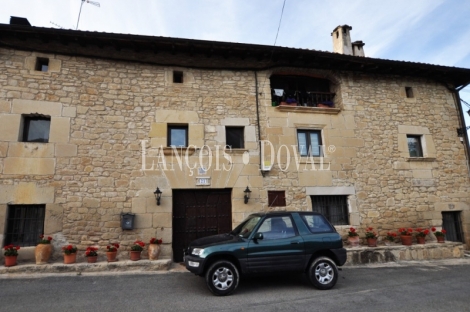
[
  {"left": 148, "top": 244, "right": 161, "bottom": 260},
  {"left": 4, "top": 255, "right": 17, "bottom": 267},
  {"left": 348, "top": 236, "right": 360, "bottom": 247},
  {"left": 106, "top": 251, "right": 118, "bottom": 262},
  {"left": 401, "top": 235, "right": 412, "bottom": 246},
  {"left": 436, "top": 236, "right": 445, "bottom": 243},
  {"left": 87, "top": 256, "right": 98, "bottom": 263},
  {"left": 64, "top": 253, "right": 77, "bottom": 264},
  {"left": 416, "top": 236, "right": 426, "bottom": 244},
  {"left": 367, "top": 238, "right": 377, "bottom": 247},
  {"left": 35, "top": 244, "right": 52, "bottom": 265},
  {"left": 130, "top": 251, "right": 141, "bottom": 261}
]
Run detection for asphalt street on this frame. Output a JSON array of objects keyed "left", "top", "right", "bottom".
[{"left": 0, "top": 260, "right": 469, "bottom": 312}]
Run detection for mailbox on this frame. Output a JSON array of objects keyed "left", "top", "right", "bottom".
[{"left": 121, "top": 213, "right": 135, "bottom": 230}]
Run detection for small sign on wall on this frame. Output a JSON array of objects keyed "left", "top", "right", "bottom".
[{"left": 196, "top": 177, "right": 211, "bottom": 186}]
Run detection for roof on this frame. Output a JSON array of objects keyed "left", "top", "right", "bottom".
[{"left": 1, "top": 23, "right": 470, "bottom": 88}]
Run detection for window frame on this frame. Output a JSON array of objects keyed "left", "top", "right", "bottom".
[
  {"left": 35, "top": 57, "right": 49, "bottom": 72},
  {"left": 5, "top": 204, "right": 46, "bottom": 247},
  {"left": 311, "top": 195, "right": 349, "bottom": 226},
  {"left": 167, "top": 125, "right": 188, "bottom": 147},
  {"left": 268, "top": 190, "right": 286, "bottom": 207},
  {"left": 407, "top": 135, "right": 423, "bottom": 157},
  {"left": 22, "top": 115, "right": 51, "bottom": 143},
  {"left": 297, "top": 129, "right": 322, "bottom": 157},
  {"left": 173, "top": 71, "right": 183, "bottom": 83},
  {"left": 225, "top": 126, "right": 245, "bottom": 149}
]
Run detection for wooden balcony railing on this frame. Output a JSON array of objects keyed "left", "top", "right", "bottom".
[{"left": 271, "top": 90, "right": 335, "bottom": 108}]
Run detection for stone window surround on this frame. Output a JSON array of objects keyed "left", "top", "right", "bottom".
[
  {"left": 294, "top": 123, "right": 328, "bottom": 162},
  {"left": 397, "top": 125, "right": 436, "bottom": 161},
  {"left": 305, "top": 186, "right": 358, "bottom": 229},
  {"left": 215, "top": 118, "right": 256, "bottom": 153}
]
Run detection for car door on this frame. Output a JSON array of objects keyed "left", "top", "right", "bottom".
[{"left": 246, "top": 215, "right": 305, "bottom": 273}]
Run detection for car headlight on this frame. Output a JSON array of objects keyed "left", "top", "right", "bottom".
[{"left": 191, "top": 248, "right": 205, "bottom": 257}]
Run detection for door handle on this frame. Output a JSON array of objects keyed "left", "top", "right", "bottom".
[{"left": 290, "top": 241, "right": 300, "bottom": 244}]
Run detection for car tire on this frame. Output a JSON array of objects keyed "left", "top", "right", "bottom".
[
  {"left": 307, "top": 256, "right": 338, "bottom": 290},
  {"left": 205, "top": 260, "right": 239, "bottom": 296}
]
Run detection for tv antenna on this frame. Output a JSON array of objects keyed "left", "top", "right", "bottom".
[
  {"left": 76, "top": 0, "right": 100, "bottom": 30},
  {"left": 50, "top": 21, "right": 64, "bottom": 29}
]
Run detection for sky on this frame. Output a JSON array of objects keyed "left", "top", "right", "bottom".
[{"left": 2, "top": 0, "right": 470, "bottom": 125}]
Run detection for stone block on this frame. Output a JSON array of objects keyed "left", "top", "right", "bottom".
[
  {"left": 98, "top": 177, "right": 114, "bottom": 187},
  {"left": 222, "top": 117, "right": 250, "bottom": 126},
  {"left": 8, "top": 142, "right": 54, "bottom": 158},
  {"left": 12, "top": 99, "right": 62, "bottom": 116},
  {"left": 83, "top": 198, "right": 100, "bottom": 208},
  {"left": 135, "top": 213, "right": 153, "bottom": 229},
  {"left": 149, "top": 123, "right": 167, "bottom": 138},
  {"left": 412, "top": 170, "right": 433, "bottom": 179},
  {"left": 298, "top": 170, "right": 332, "bottom": 186},
  {"left": 0, "top": 100, "right": 10, "bottom": 113},
  {"left": 55, "top": 144, "right": 78, "bottom": 157},
  {"left": 189, "top": 124, "right": 204, "bottom": 146},
  {"left": 49, "top": 117, "right": 70, "bottom": 143},
  {"left": 152, "top": 212, "right": 172, "bottom": 228},
  {"left": 245, "top": 126, "right": 256, "bottom": 142},
  {"left": 155, "top": 110, "right": 199, "bottom": 123},
  {"left": 44, "top": 204, "right": 64, "bottom": 233},
  {"left": 0, "top": 114, "right": 21, "bottom": 141},
  {"left": 3, "top": 158, "right": 55, "bottom": 175},
  {"left": 62, "top": 107, "right": 76, "bottom": 117}
]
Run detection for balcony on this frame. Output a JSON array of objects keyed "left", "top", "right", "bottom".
[{"left": 271, "top": 89, "right": 336, "bottom": 108}]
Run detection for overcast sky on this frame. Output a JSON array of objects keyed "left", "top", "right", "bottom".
[{"left": 2, "top": 0, "right": 470, "bottom": 122}]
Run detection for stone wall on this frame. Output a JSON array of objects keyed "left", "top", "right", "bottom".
[{"left": 0, "top": 47, "right": 469, "bottom": 262}]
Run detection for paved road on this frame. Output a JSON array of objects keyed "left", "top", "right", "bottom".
[{"left": 1, "top": 260, "right": 469, "bottom": 312}]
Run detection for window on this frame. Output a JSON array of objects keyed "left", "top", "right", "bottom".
[
  {"left": 5, "top": 204, "right": 46, "bottom": 247},
  {"left": 225, "top": 127, "right": 244, "bottom": 149},
  {"left": 35, "top": 57, "right": 49, "bottom": 72},
  {"left": 405, "top": 87, "right": 414, "bottom": 98},
  {"left": 257, "top": 216, "right": 296, "bottom": 240},
  {"left": 407, "top": 135, "right": 423, "bottom": 157},
  {"left": 311, "top": 195, "right": 348, "bottom": 225},
  {"left": 168, "top": 125, "right": 188, "bottom": 147},
  {"left": 442, "top": 211, "right": 463, "bottom": 243},
  {"left": 301, "top": 214, "right": 334, "bottom": 233},
  {"left": 297, "top": 130, "right": 322, "bottom": 157},
  {"left": 268, "top": 191, "right": 286, "bottom": 207},
  {"left": 173, "top": 71, "right": 183, "bottom": 83},
  {"left": 22, "top": 115, "right": 51, "bottom": 143}
]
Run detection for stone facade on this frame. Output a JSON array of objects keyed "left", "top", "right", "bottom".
[{"left": 0, "top": 31, "right": 469, "bottom": 261}]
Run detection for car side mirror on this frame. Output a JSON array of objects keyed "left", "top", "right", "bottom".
[{"left": 253, "top": 232, "right": 264, "bottom": 241}]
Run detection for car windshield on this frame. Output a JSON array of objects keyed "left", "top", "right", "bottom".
[{"left": 231, "top": 215, "right": 261, "bottom": 238}]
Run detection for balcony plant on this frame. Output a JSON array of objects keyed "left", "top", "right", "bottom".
[
  {"left": 106, "top": 243, "right": 120, "bottom": 262},
  {"left": 347, "top": 227, "right": 360, "bottom": 247},
  {"left": 130, "top": 240, "right": 146, "bottom": 261},
  {"left": 398, "top": 228, "right": 413, "bottom": 246},
  {"left": 35, "top": 235, "right": 53, "bottom": 265},
  {"left": 4, "top": 244, "right": 20, "bottom": 267},
  {"left": 62, "top": 244, "right": 78, "bottom": 264},
  {"left": 85, "top": 246, "right": 99, "bottom": 263},
  {"left": 415, "top": 228, "right": 430, "bottom": 244},
  {"left": 148, "top": 238, "right": 163, "bottom": 260},
  {"left": 432, "top": 227, "right": 447, "bottom": 243},
  {"left": 365, "top": 227, "right": 377, "bottom": 247}
]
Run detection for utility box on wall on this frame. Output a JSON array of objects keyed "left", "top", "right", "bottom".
[{"left": 121, "top": 213, "right": 135, "bottom": 230}]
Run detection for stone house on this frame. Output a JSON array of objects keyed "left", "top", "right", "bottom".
[{"left": 1, "top": 19, "right": 470, "bottom": 262}]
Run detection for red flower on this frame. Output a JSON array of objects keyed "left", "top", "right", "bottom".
[
  {"left": 423, "top": 229, "right": 430, "bottom": 235},
  {"left": 40, "top": 235, "right": 44, "bottom": 239},
  {"left": 407, "top": 228, "right": 413, "bottom": 233},
  {"left": 350, "top": 227, "right": 356, "bottom": 232},
  {"left": 16, "top": 246, "right": 20, "bottom": 250},
  {"left": 431, "top": 227, "right": 436, "bottom": 232},
  {"left": 441, "top": 229, "right": 447, "bottom": 234}
]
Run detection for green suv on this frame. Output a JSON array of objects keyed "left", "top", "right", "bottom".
[{"left": 184, "top": 211, "right": 347, "bottom": 296}]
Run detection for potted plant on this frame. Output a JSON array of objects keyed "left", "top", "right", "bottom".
[
  {"left": 4, "top": 244, "right": 20, "bottom": 267},
  {"left": 148, "top": 238, "right": 163, "bottom": 260},
  {"left": 85, "top": 246, "right": 99, "bottom": 263},
  {"left": 347, "top": 227, "right": 360, "bottom": 247},
  {"left": 398, "top": 228, "right": 413, "bottom": 246},
  {"left": 415, "top": 228, "right": 430, "bottom": 244},
  {"left": 130, "top": 240, "right": 145, "bottom": 261},
  {"left": 432, "top": 227, "right": 447, "bottom": 243},
  {"left": 62, "top": 245, "right": 78, "bottom": 264},
  {"left": 106, "top": 243, "right": 119, "bottom": 262},
  {"left": 365, "top": 227, "right": 378, "bottom": 247},
  {"left": 35, "top": 235, "right": 53, "bottom": 265},
  {"left": 384, "top": 232, "right": 397, "bottom": 245}
]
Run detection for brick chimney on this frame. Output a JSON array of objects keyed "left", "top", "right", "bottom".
[{"left": 331, "top": 25, "right": 365, "bottom": 57}]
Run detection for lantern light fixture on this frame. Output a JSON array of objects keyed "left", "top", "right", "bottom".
[
  {"left": 154, "top": 187, "right": 162, "bottom": 205},
  {"left": 244, "top": 186, "right": 251, "bottom": 204}
]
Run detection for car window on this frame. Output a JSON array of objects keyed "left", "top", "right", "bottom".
[
  {"left": 257, "top": 216, "right": 296, "bottom": 240},
  {"left": 301, "top": 215, "right": 334, "bottom": 233},
  {"left": 233, "top": 216, "right": 261, "bottom": 238}
]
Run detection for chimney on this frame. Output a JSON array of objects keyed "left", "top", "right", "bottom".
[
  {"left": 331, "top": 25, "right": 365, "bottom": 57},
  {"left": 9, "top": 16, "right": 31, "bottom": 26}
]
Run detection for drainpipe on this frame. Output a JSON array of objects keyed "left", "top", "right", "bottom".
[
  {"left": 451, "top": 84, "right": 470, "bottom": 178},
  {"left": 254, "top": 71, "right": 264, "bottom": 176}
]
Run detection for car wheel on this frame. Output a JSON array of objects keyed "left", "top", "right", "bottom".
[
  {"left": 307, "top": 256, "right": 338, "bottom": 290},
  {"left": 205, "top": 260, "right": 239, "bottom": 296}
]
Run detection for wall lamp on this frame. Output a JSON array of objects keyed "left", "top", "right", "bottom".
[
  {"left": 154, "top": 187, "right": 162, "bottom": 206},
  {"left": 244, "top": 186, "right": 251, "bottom": 204}
]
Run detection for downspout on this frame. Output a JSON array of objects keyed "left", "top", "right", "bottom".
[
  {"left": 254, "top": 71, "right": 264, "bottom": 176},
  {"left": 450, "top": 83, "right": 470, "bottom": 178}
]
